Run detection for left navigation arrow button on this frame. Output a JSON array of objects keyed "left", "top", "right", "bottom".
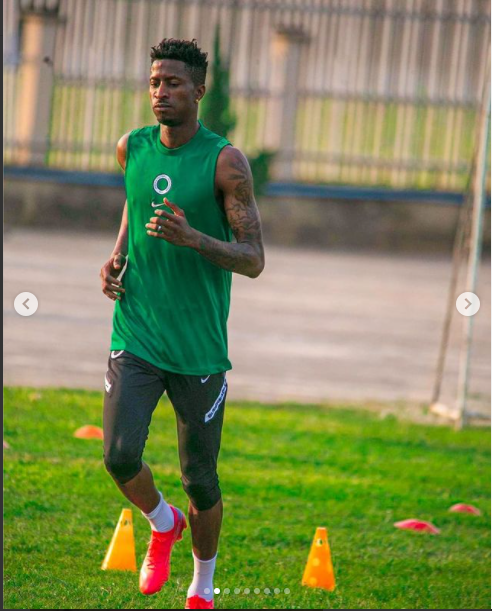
[{"left": 14, "top": 292, "right": 38, "bottom": 317}]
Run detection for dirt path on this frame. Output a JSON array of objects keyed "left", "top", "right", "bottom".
[{"left": 4, "top": 230, "right": 490, "bottom": 417}]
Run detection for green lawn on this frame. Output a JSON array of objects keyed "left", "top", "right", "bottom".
[{"left": 4, "top": 387, "right": 490, "bottom": 609}]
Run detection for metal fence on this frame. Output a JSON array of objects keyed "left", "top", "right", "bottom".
[{"left": 3, "top": 0, "right": 491, "bottom": 189}]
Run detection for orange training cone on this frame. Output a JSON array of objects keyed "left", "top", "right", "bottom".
[
  {"left": 74, "top": 425, "right": 104, "bottom": 440},
  {"left": 101, "top": 508, "right": 137, "bottom": 572},
  {"left": 302, "top": 527, "right": 336, "bottom": 591}
]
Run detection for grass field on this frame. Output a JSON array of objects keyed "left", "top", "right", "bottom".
[{"left": 4, "top": 387, "right": 490, "bottom": 609}]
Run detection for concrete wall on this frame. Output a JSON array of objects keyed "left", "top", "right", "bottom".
[{"left": 4, "top": 176, "right": 490, "bottom": 254}]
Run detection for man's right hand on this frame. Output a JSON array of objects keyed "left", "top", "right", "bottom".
[{"left": 100, "top": 253, "right": 127, "bottom": 301}]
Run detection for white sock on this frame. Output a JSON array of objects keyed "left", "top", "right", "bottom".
[
  {"left": 141, "top": 491, "right": 175, "bottom": 532},
  {"left": 187, "top": 552, "right": 217, "bottom": 602}
]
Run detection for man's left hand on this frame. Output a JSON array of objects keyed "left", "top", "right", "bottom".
[{"left": 146, "top": 198, "right": 198, "bottom": 248}]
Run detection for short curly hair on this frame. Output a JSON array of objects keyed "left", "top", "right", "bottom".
[{"left": 150, "top": 38, "right": 208, "bottom": 86}]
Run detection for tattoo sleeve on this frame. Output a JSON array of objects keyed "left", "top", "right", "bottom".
[{"left": 191, "top": 149, "right": 265, "bottom": 278}]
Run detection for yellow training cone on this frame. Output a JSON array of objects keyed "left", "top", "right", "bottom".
[
  {"left": 301, "top": 527, "right": 335, "bottom": 591},
  {"left": 101, "top": 508, "right": 137, "bottom": 572}
]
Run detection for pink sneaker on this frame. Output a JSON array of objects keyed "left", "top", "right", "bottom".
[
  {"left": 185, "top": 595, "right": 214, "bottom": 609},
  {"left": 139, "top": 506, "right": 187, "bottom": 595}
]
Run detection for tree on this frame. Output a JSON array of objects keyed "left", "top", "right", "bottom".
[
  {"left": 200, "top": 23, "right": 236, "bottom": 138},
  {"left": 201, "top": 23, "right": 276, "bottom": 197}
]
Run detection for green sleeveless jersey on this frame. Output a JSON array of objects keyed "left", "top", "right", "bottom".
[{"left": 110, "top": 120, "right": 233, "bottom": 375}]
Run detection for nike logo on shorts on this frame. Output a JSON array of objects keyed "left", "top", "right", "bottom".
[
  {"left": 104, "top": 375, "right": 112, "bottom": 392},
  {"left": 111, "top": 350, "right": 124, "bottom": 359},
  {"left": 201, "top": 375, "right": 210, "bottom": 383}
]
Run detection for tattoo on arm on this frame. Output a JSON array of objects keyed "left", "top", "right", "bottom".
[{"left": 193, "top": 149, "right": 265, "bottom": 278}]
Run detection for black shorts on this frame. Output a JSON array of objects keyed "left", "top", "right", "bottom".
[{"left": 103, "top": 350, "right": 228, "bottom": 510}]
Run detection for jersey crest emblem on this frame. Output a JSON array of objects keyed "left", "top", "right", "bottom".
[{"left": 153, "top": 173, "right": 172, "bottom": 196}]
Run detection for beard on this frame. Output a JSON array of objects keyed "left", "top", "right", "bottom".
[
  {"left": 154, "top": 108, "right": 182, "bottom": 127},
  {"left": 156, "top": 116, "right": 181, "bottom": 127}
]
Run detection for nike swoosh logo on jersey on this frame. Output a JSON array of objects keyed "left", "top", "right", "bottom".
[
  {"left": 201, "top": 375, "right": 210, "bottom": 383},
  {"left": 111, "top": 350, "right": 124, "bottom": 359},
  {"left": 151, "top": 202, "right": 165, "bottom": 208}
]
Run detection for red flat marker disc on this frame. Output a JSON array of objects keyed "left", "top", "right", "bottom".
[
  {"left": 449, "top": 503, "right": 481, "bottom": 516},
  {"left": 394, "top": 519, "right": 440, "bottom": 534}
]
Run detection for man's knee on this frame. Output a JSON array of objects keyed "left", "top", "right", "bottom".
[
  {"left": 182, "top": 474, "right": 221, "bottom": 511},
  {"left": 104, "top": 448, "right": 142, "bottom": 484}
]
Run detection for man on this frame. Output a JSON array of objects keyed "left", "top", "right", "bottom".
[{"left": 100, "top": 38, "right": 264, "bottom": 610}]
